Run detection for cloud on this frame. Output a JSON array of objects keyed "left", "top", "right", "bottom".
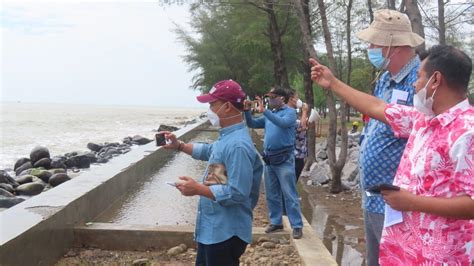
[
  {"left": 0, "top": 4, "right": 74, "bottom": 35},
  {"left": 1, "top": 2, "right": 203, "bottom": 108}
]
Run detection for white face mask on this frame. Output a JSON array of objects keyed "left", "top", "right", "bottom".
[
  {"left": 207, "top": 102, "right": 242, "bottom": 127},
  {"left": 414, "top": 75, "right": 436, "bottom": 117},
  {"left": 296, "top": 99, "right": 303, "bottom": 109},
  {"left": 207, "top": 108, "right": 221, "bottom": 127}
]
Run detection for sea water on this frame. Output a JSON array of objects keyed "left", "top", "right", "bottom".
[{"left": 0, "top": 102, "right": 205, "bottom": 170}]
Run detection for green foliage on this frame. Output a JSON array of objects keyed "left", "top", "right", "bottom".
[{"left": 175, "top": 1, "right": 303, "bottom": 97}]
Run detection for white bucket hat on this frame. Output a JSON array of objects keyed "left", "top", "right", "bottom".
[{"left": 356, "top": 9, "right": 424, "bottom": 47}]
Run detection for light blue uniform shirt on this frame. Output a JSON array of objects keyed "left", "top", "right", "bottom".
[
  {"left": 244, "top": 106, "right": 297, "bottom": 152},
  {"left": 360, "top": 56, "right": 419, "bottom": 214},
  {"left": 191, "top": 122, "right": 263, "bottom": 244}
]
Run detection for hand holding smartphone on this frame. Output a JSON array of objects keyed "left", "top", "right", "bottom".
[
  {"left": 366, "top": 183, "right": 400, "bottom": 194},
  {"left": 166, "top": 181, "right": 177, "bottom": 187},
  {"left": 156, "top": 133, "right": 166, "bottom": 146}
]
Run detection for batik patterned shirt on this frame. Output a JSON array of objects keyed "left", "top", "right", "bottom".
[
  {"left": 360, "top": 56, "right": 419, "bottom": 214},
  {"left": 295, "top": 120, "right": 308, "bottom": 159},
  {"left": 379, "top": 99, "right": 474, "bottom": 265}
]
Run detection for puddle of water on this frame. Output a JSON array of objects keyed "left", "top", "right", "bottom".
[
  {"left": 299, "top": 186, "right": 366, "bottom": 266},
  {"left": 95, "top": 130, "right": 218, "bottom": 226}
]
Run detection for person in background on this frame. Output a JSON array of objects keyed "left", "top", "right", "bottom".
[
  {"left": 163, "top": 79, "right": 263, "bottom": 266},
  {"left": 243, "top": 87, "right": 304, "bottom": 239},
  {"left": 310, "top": 44, "right": 473, "bottom": 265},
  {"left": 286, "top": 89, "right": 309, "bottom": 182},
  {"left": 350, "top": 121, "right": 359, "bottom": 134}
]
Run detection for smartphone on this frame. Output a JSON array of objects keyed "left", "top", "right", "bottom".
[
  {"left": 366, "top": 183, "right": 400, "bottom": 194},
  {"left": 165, "top": 181, "right": 177, "bottom": 187},
  {"left": 155, "top": 133, "right": 166, "bottom": 146}
]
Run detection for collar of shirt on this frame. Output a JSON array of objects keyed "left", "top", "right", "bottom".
[
  {"left": 390, "top": 55, "right": 420, "bottom": 84},
  {"left": 425, "top": 98, "right": 472, "bottom": 127},
  {"left": 219, "top": 121, "right": 245, "bottom": 137}
]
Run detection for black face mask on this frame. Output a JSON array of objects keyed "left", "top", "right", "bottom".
[{"left": 268, "top": 97, "right": 283, "bottom": 109}]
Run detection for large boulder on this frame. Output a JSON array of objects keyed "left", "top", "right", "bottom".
[
  {"left": 82, "top": 152, "right": 98, "bottom": 163},
  {"left": 49, "top": 168, "right": 66, "bottom": 174},
  {"left": 49, "top": 173, "right": 71, "bottom": 187},
  {"left": 30, "top": 146, "right": 50, "bottom": 164},
  {"left": 122, "top": 137, "right": 132, "bottom": 145},
  {"left": 33, "top": 158, "right": 52, "bottom": 169},
  {"left": 65, "top": 155, "right": 91, "bottom": 168},
  {"left": 104, "top": 148, "right": 120, "bottom": 157},
  {"left": 0, "top": 188, "right": 15, "bottom": 197},
  {"left": 15, "top": 182, "right": 45, "bottom": 196},
  {"left": 0, "top": 170, "right": 19, "bottom": 187},
  {"left": 15, "top": 174, "right": 34, "bottom": 185},
  {"left": 30, "top": 169, "right": 53, "bottom": 183},
  {"left": 87, "top": 142, "right": 103, "bottom": 152},
  {"left": 316, "top": 150, "right": 328, "bottom": 161},
  {"left": 15, "top": 161, "right": 33, "bottom": 176},
  {"left": 0, "top": 183, "right": 14, "bottom": 193},
  {"left": 308, "top": 162, "right": 331, "bottom": 185},
  {"left": 157, "top": 124, "right": 179, "bottom": 132},
  {"left": 131, "top": 135, "right": 152, "bottom": 145},
  {"left": 51, "top": 156, "right": 67, "bottom": 169},
  {"left": 0, "top": 196, "right": 25, "bottom": 208},
  {"left": 14, "top": 158, "right": 30, "bottom": 171}
]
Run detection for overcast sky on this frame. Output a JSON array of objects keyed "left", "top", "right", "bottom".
[{"left": 1, "top": 0, "right": 204, "bottom": 108}]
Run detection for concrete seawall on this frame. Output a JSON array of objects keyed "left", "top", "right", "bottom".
[{"left": 0, "top": 121, "right": 208, "bottom": 265}]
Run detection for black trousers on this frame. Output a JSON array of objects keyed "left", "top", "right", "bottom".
[
  {"left": 196, "top": 236, "right": 248, "bottom": 266},
  {"left": 295, "top": 157, "right": 305, "bottom": 182}
]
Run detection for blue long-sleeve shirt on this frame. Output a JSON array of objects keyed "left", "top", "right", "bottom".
[
  {"left": 244, "top": 106, "right": 297, "bottom": 152},
  {"left": 191, "top": 122, "right": 263, "bottom": 244}
]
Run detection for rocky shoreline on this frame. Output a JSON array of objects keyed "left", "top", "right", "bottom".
[{"left": 0, "top": 123, "right": 193, "bottom": 210}]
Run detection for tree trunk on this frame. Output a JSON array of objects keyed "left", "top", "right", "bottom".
[
  {"left": 387, "top": 0, "right": 396, "bottom": 10},
  {"left": 405, "top": 0, "right": 426, "bottom": 54},
  {"left": 346, "top": 0, "right": 353, "bottom": 86},
  {"left": 345, "top": 0, "right": 353, "bottom": 123},
  {"left": 266, "top": 1, "right": 290, "bottom": 87},
  {"left": 437, "top": 0, "right": 446, "bottom": 45},
  {"left": 368, "top": 0, "right": 374, "bottom": 23},
  {"left": 300, "top": 0, "right": 316, "bottom": 170},
  {"left": 316, "top": 0, "right": 347, "bottom": 194}
]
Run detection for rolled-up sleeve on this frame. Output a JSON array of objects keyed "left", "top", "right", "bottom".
[
  {"left": 209, "top": 146, "right": 253, "bottom": 206},
  {"left": 384, "top": 104, "right": 418, "bottom": 138},
  {"left": 192, "top": 143, "right": 213, "bottom": 161}
]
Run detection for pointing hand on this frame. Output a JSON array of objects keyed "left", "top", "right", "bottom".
[{"left": 310, "top": 58, "right": 336, "bottom": 89}]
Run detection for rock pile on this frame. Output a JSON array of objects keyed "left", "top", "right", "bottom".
[
  {"left": 305, "top": 133, "right": 361, "bottom": 189},
  {"left": 0, "top": 124, "right": 184, "bottom": 209}
]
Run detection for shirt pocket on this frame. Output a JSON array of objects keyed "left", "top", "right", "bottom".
[{"left": 200, "top": 197, "right": 215, "bottom": 215}]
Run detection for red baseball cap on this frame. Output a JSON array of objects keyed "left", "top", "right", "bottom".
[{"left": 196, "top": 79, "right": 246, "bottom": 104}]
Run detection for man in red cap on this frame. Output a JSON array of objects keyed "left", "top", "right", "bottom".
[{"left": 163, "top": 79, "right": 263, "bottom": 266}]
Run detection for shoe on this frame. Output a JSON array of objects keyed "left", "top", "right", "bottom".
[
  {"left": 292, "top": 228, "right": 303, "bottom": 239},
  {"left": 265, "top": 224, "right": 283, "bottom": 233}
]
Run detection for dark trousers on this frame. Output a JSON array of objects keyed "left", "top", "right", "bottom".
[
  {"left": 295, "top": 157, "right": 305, "bottom": 182},
  {"left": 196, "top": 236, "right": 248, "bottom": 266}
]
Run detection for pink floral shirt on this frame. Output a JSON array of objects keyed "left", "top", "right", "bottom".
[{"left": 380, "top": 99, "right": 474, "bottom": 265}]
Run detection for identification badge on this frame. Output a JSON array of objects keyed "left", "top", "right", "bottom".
[{"left": 390, "top": 89, "right": 409, "bottom": 105}]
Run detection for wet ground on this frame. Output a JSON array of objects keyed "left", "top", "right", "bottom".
[{"left": 299, "top": 176, "right": 366, "bottom": 266}]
